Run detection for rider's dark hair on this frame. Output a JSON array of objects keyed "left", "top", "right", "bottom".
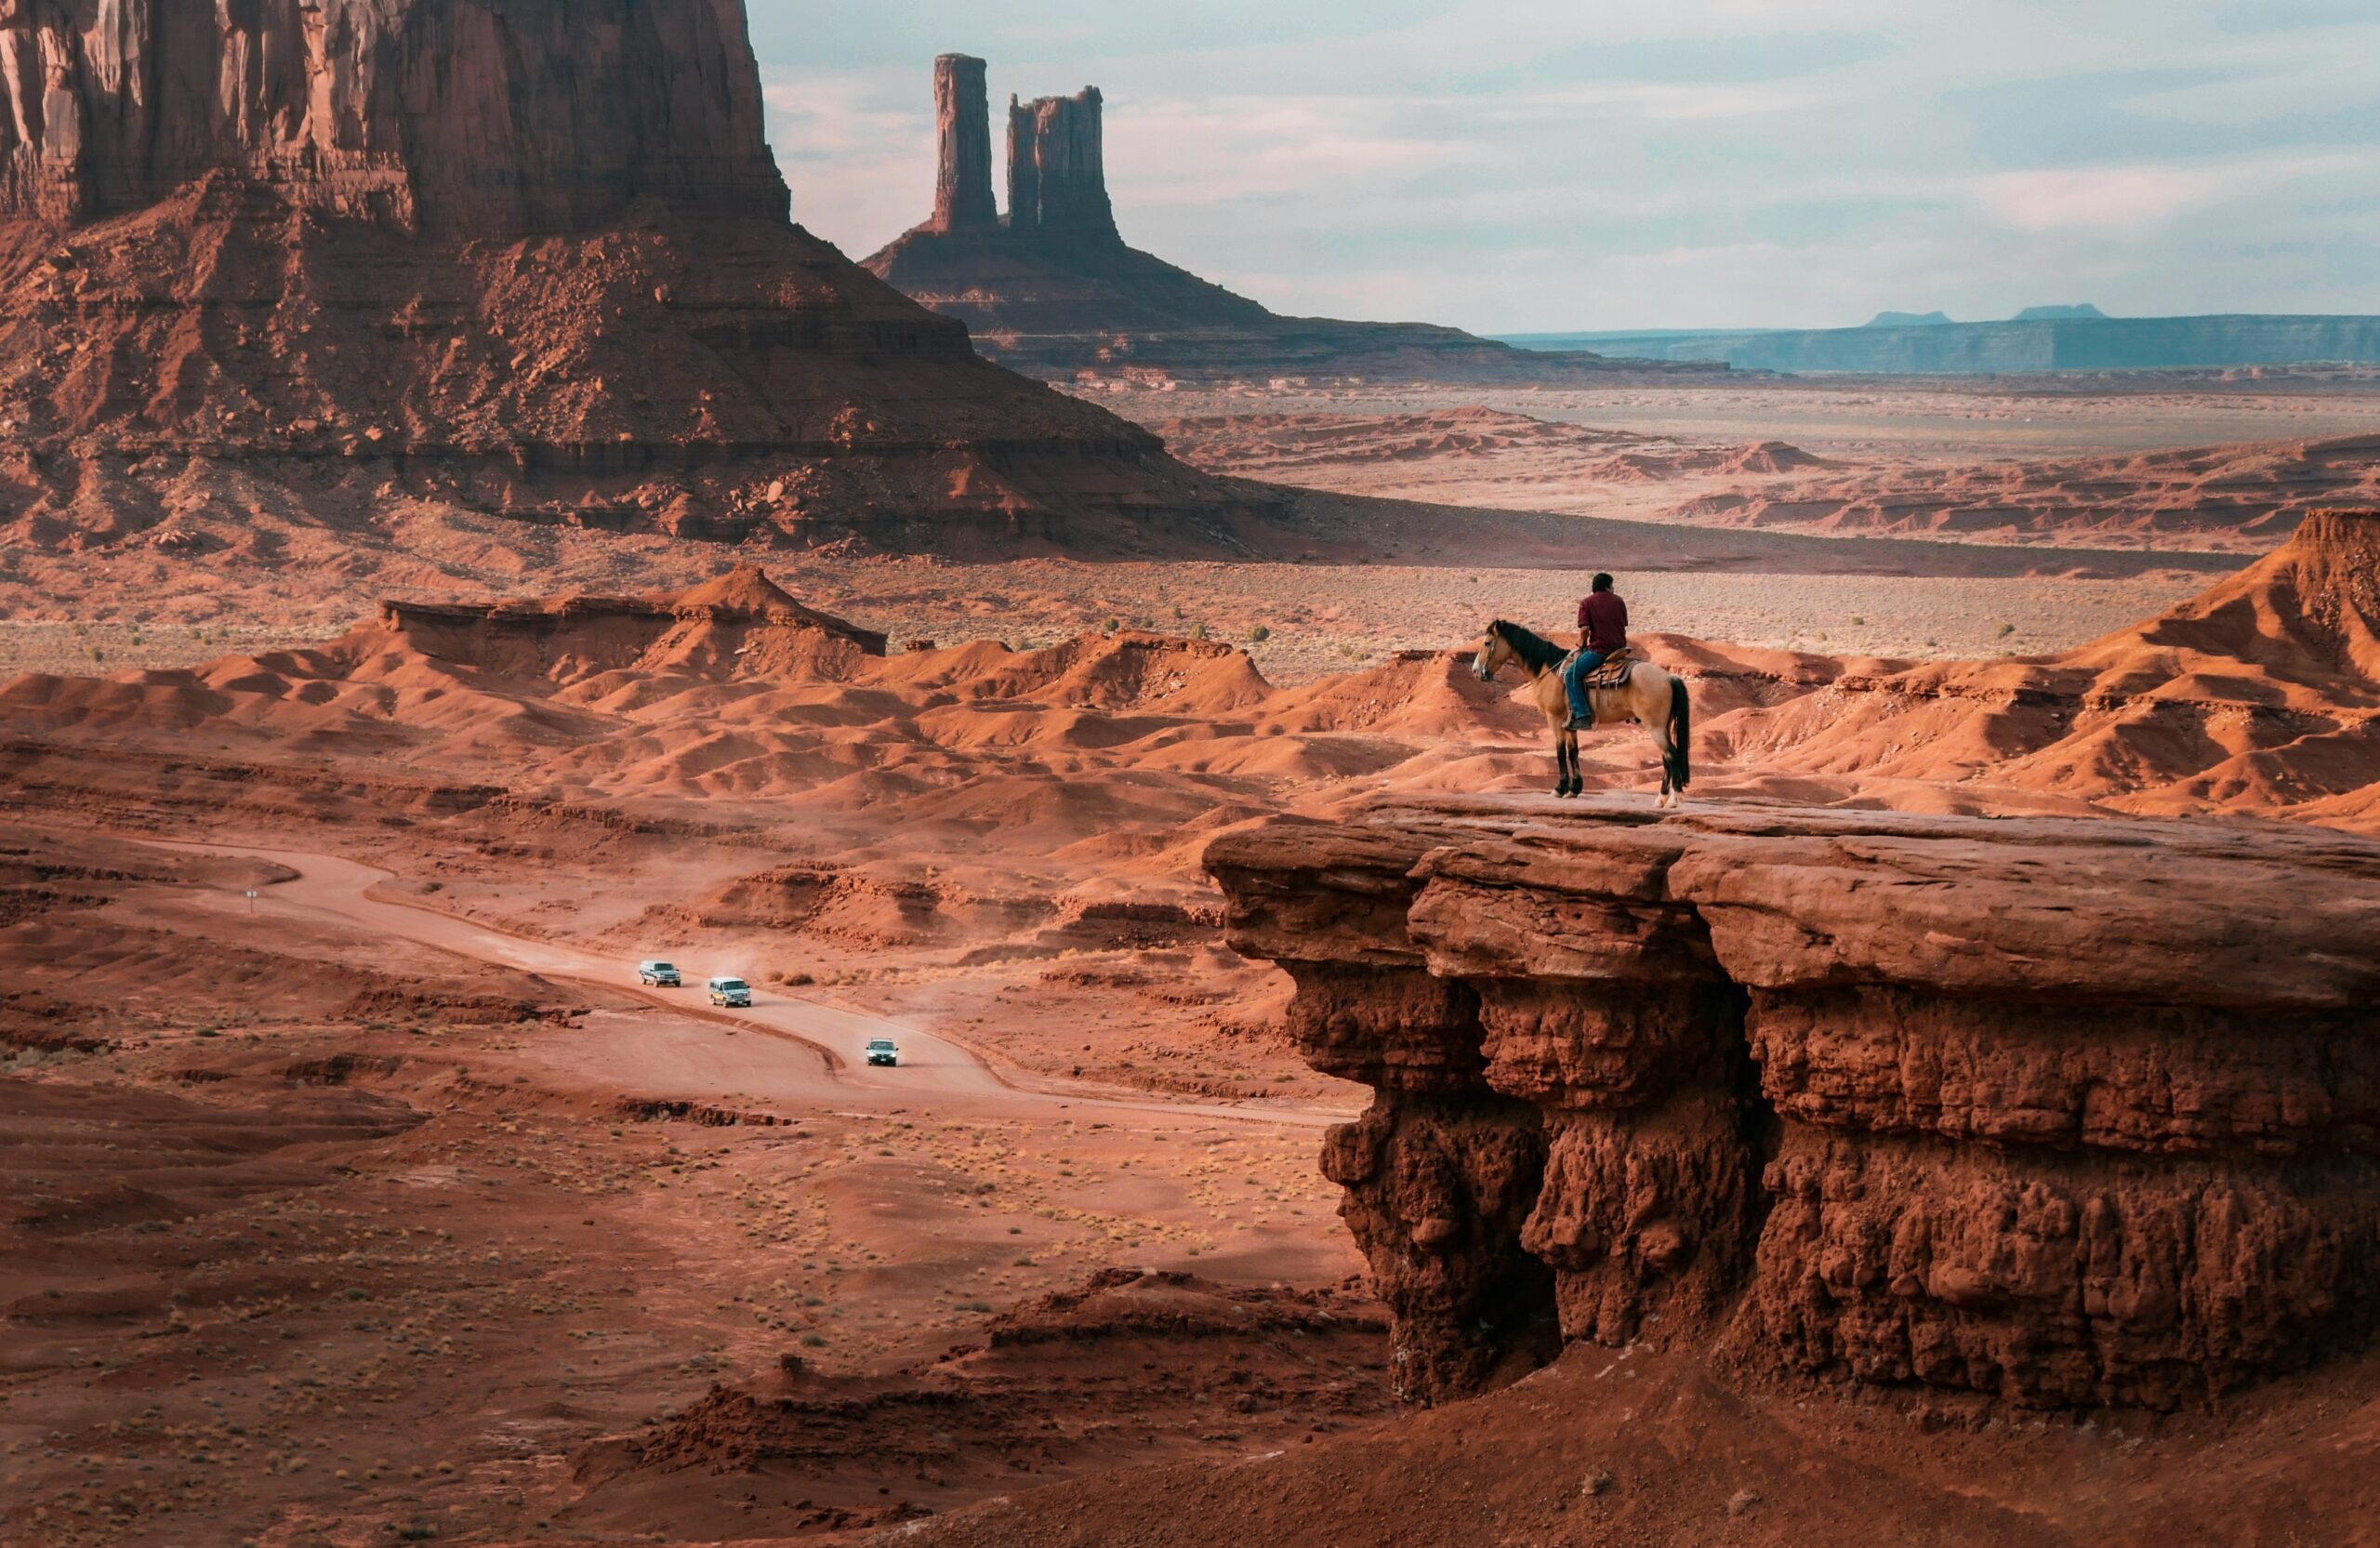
[{"left": 1592, "top": 573, "right": 1614, "bottom": 592}]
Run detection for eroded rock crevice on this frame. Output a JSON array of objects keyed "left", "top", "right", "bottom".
[{"left": 1210, "top": 799, "right": 2380, "bottom": 1410}]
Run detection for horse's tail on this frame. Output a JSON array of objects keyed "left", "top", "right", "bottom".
[{"left": 1666, "top": 673, "right": 1691, "bottom": 790}]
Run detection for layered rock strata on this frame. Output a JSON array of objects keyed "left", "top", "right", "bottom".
[{"left": 1208, "top": 798, "right": 2380, "bottom": 1409}]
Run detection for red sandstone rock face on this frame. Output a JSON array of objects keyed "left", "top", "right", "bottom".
[
  {"left": 1208, "top": 799, "right": 2380, "bottom": 1409},
  {"left": 1, "top": 0, "right": 787, "bottom": 232},
  {"left": 1008, "top": 87, "right": 1117, "bottom": 246},
  {"left": 1322, "top": 1092, "right": 1554, "bottom": 1404},
  {"left": 931, "top": 53, "right": 997, "bottom": 233}
]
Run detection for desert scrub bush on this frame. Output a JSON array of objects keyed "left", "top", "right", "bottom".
[
  {"left": 1249, "top": 624, "right": 1271, "bottom": 642},
  {"left": 1188, "top": 623, "right": 1208, "bottom": 640},
  {"left": 1997, "top": 622, "right": 2016, "bottom": 637}
]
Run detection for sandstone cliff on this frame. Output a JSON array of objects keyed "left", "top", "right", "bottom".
[
  {"left": 1209, "top": 798, "right": 2380, "bottom": 1409},
  {"left": 0, "top": 3, "right": 1270, "bottom": 555},
  {"left": 1007, "top": 87, "right": 1117, "bottom": 246},
  {"left": 0, "top": 0, "right": 787, "bottom": 232},
  {"left": 864, "top": 55, "right": 1717, "bottom": 385}
]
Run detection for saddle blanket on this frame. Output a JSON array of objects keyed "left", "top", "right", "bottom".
[{"left": 1564, "top": 646, "right": 1636, "bottom": 690}]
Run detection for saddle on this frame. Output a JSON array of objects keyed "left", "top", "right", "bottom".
[{"left": 1566, "top": 645, "right": 1637, "bottom": 691}]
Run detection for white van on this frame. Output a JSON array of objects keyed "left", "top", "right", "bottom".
[{"left": 707, "top": 975, "right": 752, "bottom": 1009}]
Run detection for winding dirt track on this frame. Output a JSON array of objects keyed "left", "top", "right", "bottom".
[{"left": 136, "top": 838, "right": 1338, "bottom": 1130}]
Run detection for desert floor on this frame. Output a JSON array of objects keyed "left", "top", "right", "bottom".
[{"left": 6, "top": 369, "right": 2377, "bottom": 1545}]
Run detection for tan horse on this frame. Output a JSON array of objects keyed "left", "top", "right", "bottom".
[{"left": 1474, "top": 619, "right": 1691, "bottom": 804}]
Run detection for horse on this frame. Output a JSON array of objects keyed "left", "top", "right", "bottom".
[{"left": 1474, "top": 619, "right": 1691, "bottom": 805}]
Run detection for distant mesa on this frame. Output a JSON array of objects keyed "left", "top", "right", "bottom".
[
  {"left": 0, "top": 5, "right": 1264, "bottom": 556},
  {"left": 1523, "top": 298, "right": 2380, "bottom": 374},
  {"left": 866, "top": 54, "right": 1721, "bottom": 384},
  {"left": 1865, "top": 305, "right": 2109, "bottom": 328}
]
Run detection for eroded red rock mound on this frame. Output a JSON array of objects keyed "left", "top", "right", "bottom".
[
  {"left": 1699, "top": 508, "right": 2380, "bottom": 827},
  {"left": 0, "top": 2, "right": 1265, "bottom": 559},
  {"left": 1208, "top": 798, "right": 2380, "bottom": 1412}
]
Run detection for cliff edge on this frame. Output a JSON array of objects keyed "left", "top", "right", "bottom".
[{"left": 1208, "top": 798, "right": 2380, "bottom": 1410}]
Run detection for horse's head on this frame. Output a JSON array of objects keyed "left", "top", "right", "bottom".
[{"left": 1474, "top": 621, "right": 1513, "bottom": 682}]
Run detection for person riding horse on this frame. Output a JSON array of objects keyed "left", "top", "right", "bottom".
[
  {"left": 1564, "top": 573, "right": 1628, "bottom": 729},
  {"left": 1474, "top": 583, "right": 1689, "bottom": 805}
]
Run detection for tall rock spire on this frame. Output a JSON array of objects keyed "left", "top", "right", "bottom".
[
  {"left": 929, "top": 52, "right": 996, "bottom": 232},
  {"left": 1007, "top": 86, "right": 1117, "bottom": 245}
]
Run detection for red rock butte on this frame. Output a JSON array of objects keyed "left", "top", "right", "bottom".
[
  {"left": 0, "top": 2, "right": 1266, "bottom": 553},
  {"left": 866, "top": 53, "right": 1722, "bottom": 384},
  {"left": 1208, "top": 796, "right": 2380, "bottom": 1410}
]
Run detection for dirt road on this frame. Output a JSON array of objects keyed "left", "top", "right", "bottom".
[{"left": 134, "top": 837, "right": 1337, "bottom": 1131}]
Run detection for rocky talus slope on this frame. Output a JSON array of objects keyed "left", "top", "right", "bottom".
[
  {"left": 0, "top": 2, "right": 1261, "bottom": 554},
  {"left": 1208, "top": 798, "right": 2380, "bottom": 1409}
]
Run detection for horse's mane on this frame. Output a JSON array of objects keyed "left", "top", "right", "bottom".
[{"left": 1488, "top": 619, "right": 1567, "bottom": 672}]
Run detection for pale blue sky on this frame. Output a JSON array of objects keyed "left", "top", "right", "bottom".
[{"left": 748, "top": 0, "right": 2380, "bottom": 332}]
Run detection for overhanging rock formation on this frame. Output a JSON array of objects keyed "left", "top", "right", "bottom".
[
  {"left": 866, "top": 55, "right": 1720, "bottom": 384},
  {"left": 1207, "top": 798, "right": 2380, "bottom": 1409},
  {"left": 0, "top": 3, "right": 1266, "bottom": 554}
]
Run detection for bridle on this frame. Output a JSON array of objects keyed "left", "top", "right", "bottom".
[{"left": 1473, "top": 625, "right": 1508, "bottom": 682}]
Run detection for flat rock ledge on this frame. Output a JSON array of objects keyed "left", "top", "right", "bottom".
[{"left": 1205, "top": 795, "right": 2380, "bottom": 1409}]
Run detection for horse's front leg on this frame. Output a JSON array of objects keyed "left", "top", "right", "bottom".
[
  {"left": 1549, "top": 728, "right": 1568, "bottom": 796},
  {"left": 1560, "top": 729, "right": 1580, "bottom": 797}
]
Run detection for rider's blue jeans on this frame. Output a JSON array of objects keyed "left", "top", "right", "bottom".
[{"left": 1563, "top": 649, "right": 1607, "bottom": 723}]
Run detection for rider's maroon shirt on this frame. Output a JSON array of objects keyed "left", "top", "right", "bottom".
[{"left": 1577, "top": 591, "right": 1629, "bottom": 654}]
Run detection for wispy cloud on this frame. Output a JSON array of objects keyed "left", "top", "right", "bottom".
[{"left": 763, "top": 3, "right": 2380, "bottom": 328}]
